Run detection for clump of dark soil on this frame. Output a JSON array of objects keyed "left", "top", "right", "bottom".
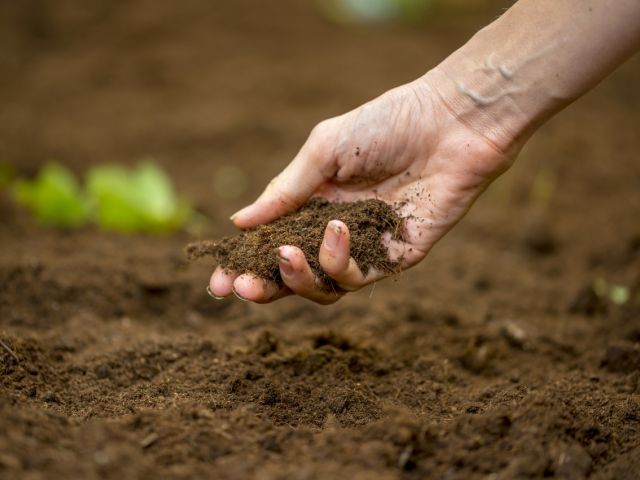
[{"left": 186, "top": 198, "right": 404, "bottom": 288}]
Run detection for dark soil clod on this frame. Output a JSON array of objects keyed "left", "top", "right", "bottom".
[
  {"left": 186, "top": 198, "right": 405, "bottom": 289},
  {"left": 601, "top": 342, "right": 640, "bottom": 374}
]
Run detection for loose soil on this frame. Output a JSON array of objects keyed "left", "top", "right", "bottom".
[
  {"left": 1, "top": 1, "right": 639, "bottom": 479},
  {"left": 186, "top": 198, "right": 404, "bottom": 288}
]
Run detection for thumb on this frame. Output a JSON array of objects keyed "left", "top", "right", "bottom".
[{"left": 230, "top": 131, "right": 334, "bottom": 229}]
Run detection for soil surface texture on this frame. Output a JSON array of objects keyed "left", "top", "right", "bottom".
[
  {"left": 1, "top": 1, "right": 640, "bottom": 479},
  {"left": 186, "top": 198, "right": 403, "bottom": 288}
]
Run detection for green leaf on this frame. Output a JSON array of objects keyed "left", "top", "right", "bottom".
[
  {"left": 12, "top": 163, "right": 89, "bottom": 228},
  {"left": 86, "top": 162, "right": 192, "bottom": 233}
]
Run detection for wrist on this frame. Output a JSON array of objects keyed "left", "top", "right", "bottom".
[
  {"left": 419, "top": 8, "right": 576, "bottom": 157},
  {"left": 420, "top": 58, "right": 537, "bottom": 157},
  {"left": 419, "top": 0, "right": 640, "bottom": 156}
]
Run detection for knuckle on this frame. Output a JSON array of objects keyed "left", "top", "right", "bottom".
[
  {"left": 288, "top": 276, "right": 317, "bottom": 296},
  {"left": 322, "top": 258, "right": 347, "bottom": 276},
  {"left": 265, "top": 178, "right": 299, "bottom": 209},
  {"left": 320, "top": 249, "right": 350, "bottom": 275},
  {"left": 310, "top": 119, "right": 332, "bottom": 137},
  {"left": 308, "top": 119, "right": 339, "bottom": 150},
  {"left": 326, "top": 258, "right": 364, "bottom": 289}
]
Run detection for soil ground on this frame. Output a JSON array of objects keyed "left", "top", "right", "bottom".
[{"left": 1, "top": 1, "right": 639, "bottom": 479}]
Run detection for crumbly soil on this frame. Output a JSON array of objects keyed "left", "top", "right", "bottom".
[
  {"left": 1, "top": 1, "right": 640, "bottom": 479},
  {"left": 186, "top": 198, "right": 404, "bottom": 288}
]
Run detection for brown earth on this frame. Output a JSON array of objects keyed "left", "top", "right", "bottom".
[
  {"left": 186, "top": 198, "right": 404, "bottom": 288},
  {"left": 1, "top": 1, "right": 639, "bottom": 479}
]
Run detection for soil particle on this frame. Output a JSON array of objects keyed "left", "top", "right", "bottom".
[
  {"left": 522, "top": 220, "right": 558, "bottom": 255},
  {"left": 186, "top": 198, "right": 404, "bottom": 288},
  {"left": 569, "top": 285, "right": 608, "bottom": 316},
  {"left": 42, "top": 391, "right": 60, "bottom": 403},
  {"left": 601, "top": 342, "right": 640, "bottom": 373},
  {"left": 253, "top": 331, "right": 279, "bottom": 357},
  {"left": 553, "top": 443, "right": 593, "bottom": 479},
  {"left": 312, "top": 331, "right": 355, "bottom": 351},
  {"left": 460, "top": 336, "right": 495, "bottom": 374},
  {"left": 595, "top": 445, "right": 640, "bottom": 480},
  {"left": 499, "top": 321, "right": 528, "bottom": 350}
]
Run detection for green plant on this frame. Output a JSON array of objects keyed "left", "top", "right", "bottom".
[
  {"left": 12, "top": 163, "right": 90, "bottom": 228},
  {"left": 86, "top": 162, "right": 192, "bottom": 233},
  {"left": 12, "top": 161, "right": 192, "bottom": 233}
]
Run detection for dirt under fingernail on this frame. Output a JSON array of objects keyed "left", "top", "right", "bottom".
[{"left": 186, "top": 198, "right": 404, "bottom": 290}]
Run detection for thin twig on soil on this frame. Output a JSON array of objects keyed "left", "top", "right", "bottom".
[
  {"left": 369, "top": 281, "right": 377, "bottom": 298},
  {"left": 140, "top": 433, "right": 159, "bottom": 449},
  {"left": 0, "top": 338, "right": 20, "bottom": 363},
  {"left": 214, "top": 428, "right": 233, "bottom": 440}
]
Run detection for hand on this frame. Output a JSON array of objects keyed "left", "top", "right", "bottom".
[{"left": 209, "top": 74, "right": 515, "bottom": 304}]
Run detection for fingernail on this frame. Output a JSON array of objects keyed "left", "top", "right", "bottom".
[
  {"left": 230, "top": 206, "right": 247, "bottom": 221},
  {"left": 324, "top": 221, "right": 342, "bottom": 250},
  {"left": 206, "top": 285, "right": 225, "bottom": 300},
  {"left": 231, "top": 287, "right": 249, "bottom": 302},
  {"left": 278, "top": 248, "right": 294, "bottom": 276}
]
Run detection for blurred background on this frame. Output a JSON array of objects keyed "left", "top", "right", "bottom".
[
  {"left": 1, "top": 0, "right": 518, "bottom": 230},
  {"left": 0, "top": 0, "right": 639, "bottom": 308}
]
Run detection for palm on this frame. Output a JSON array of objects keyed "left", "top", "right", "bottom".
[{"left": 309, "top": 80, "right": 510, "bottom": 269}]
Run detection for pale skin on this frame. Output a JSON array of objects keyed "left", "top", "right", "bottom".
[{"left": 210, "top": 0, "right": 640, "bottom": 304}]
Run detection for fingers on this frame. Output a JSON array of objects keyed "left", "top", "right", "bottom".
[
  {"left": 232, "top": 274, "right": 291, "bottom": 304},
  {"left": 209, "top": 220, "right": 398, "bottom": 305},
  {"left": 278, "top": 246, "right": 344, "bottom": 304},
  {"left": 209, "top": 266, "right": 291, "bottom": 303},
  {"left": 318, "top": 220, "right": 373, "bottom": 288},
  {"left": 276, "top": 221, "right": 389, "bottom": 304},
  {"left": 209, "top": 266, "right": 237, "bottom": 298},
  {"left": 207, "top": 238, "right": 352, "bottom": 305},
  {"left": 230, "top": 122, "right": 337, "bottom": 229}
]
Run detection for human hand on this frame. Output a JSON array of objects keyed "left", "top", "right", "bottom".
[{"left": 209, "top": 74, "right": 515, "bottom": 304}]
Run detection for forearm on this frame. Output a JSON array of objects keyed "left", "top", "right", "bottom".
[{"left": 424, "top": 0, "right": 640, "bottom": 154}]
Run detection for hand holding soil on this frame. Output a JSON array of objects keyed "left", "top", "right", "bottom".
[
  {"left": 204, "top": 79, "right": 513, "bottom": 304},
  {"left": 187, "top": 198, "right": 405, "bottom": 302},
  {"left": 202, "top": 0, "right": 640, "bottom": 305}
]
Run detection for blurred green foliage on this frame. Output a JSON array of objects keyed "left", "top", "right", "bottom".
[
  {"left": 11, "top": 162, "right": 192, "bottom": 233},
  {"left": 13, "top": 163, "right": 90, "bottom": 228},
  {"left": 317, "top": 0, "right": 486, "bottom": 25},
  {"left": 609, "top": 285, "right": 630, "bottom": 306},
  {"left": 87, "top": 163, "right": 191, "bottom": 234},
  {"left": 317, "top": 0, "right": 432, "bottom": 24},
  {"left": 593, "top": 277, "right": 632, "bottom": 306}
]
